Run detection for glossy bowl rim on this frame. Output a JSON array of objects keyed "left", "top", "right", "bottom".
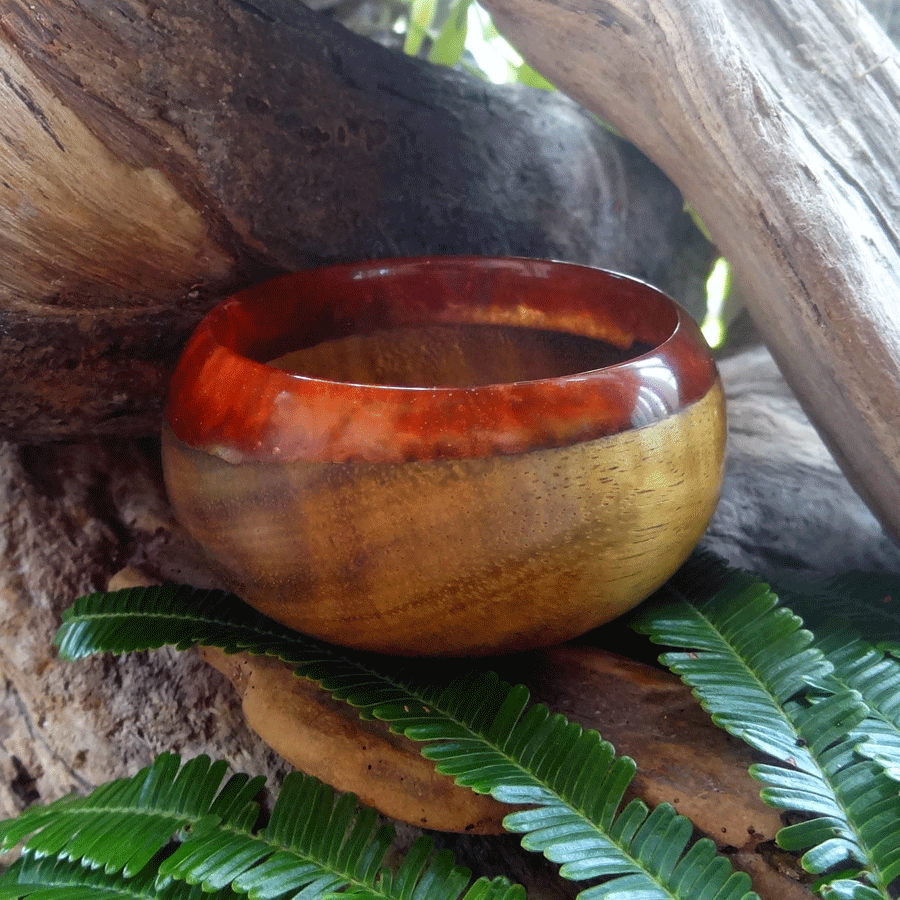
[
  {"left": 165, "top": 255, "right": 718, "bottom": 464},
  {"left": 211, "top": 261, "right": 679, "bottom": 392}
]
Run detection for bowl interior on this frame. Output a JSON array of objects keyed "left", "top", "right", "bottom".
[
  {"left": 211, "top": 256, "right": 679, "bottom": 388},
  {"left": 267, "top": 322, "right": 654, "bottom": 388}
]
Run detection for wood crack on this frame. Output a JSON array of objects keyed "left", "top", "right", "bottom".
[
  {"left": 3, "top": 673, "right": 93, "bottom": 797},
  {"left": 782, "top": 104, "right": 900, "bottom": 261},
  {"left": 0, "top": 67, "right": 64, "bottom": 151}
]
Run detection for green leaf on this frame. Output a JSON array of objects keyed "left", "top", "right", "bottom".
[
  {"left": 0, "top": 756, "right": 521, "bottom": 900},
  {"left": 157, "top": 770, "right": 397, "bottom": 896},
  {"left": 55, "top": 585, "right": 316, "bottom": 661},
  {"left": 298, "top": 664, "right": 755, "bottom": 900},
  {"left": 0, "top": 754, "right": 263, "bottom": 877},
  {"left": 296, "top": 672, "right": 755, "bottom": 900},
  {"left": 635, "top": 554, "right": 900, "bottom": 898},
  {"left": 822, "top": 881, "right": 887, "bottom": 899},
  {"left": 810, "top": 627, "right": 900, "bottom": 782},
  {"left": 0, "top": 851, "right": 238, "bottom": 900},
  {"left": 57, "top": 585, "right": 756, "bottom": 900},
  {"left": 632, "top": 563, "right": 831, "bottom": 761},
  {"left": 511, "top": 63, "right": 554, "bottom": 91},
  {"left": 403, "top": 0, "right": 438, "bottom": 56},
  {"left": 683, "top": 205, "right": 713, "bottom": 243},
  {"left": 428, "top": 0, "right": 472, "bottom": 67}
]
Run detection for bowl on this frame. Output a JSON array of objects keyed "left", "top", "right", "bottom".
[{"left": 162, "top": 256, "right": 726, "bottom": 656}]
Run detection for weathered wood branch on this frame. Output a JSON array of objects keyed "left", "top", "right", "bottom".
[
  {"left": 475, "top": 0, "right": 900, "bottom": 539},
  {"left": 0, "top": 0, "right": 712, "bottom": 440}
]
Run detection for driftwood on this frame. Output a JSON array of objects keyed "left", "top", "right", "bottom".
[
  {"left": 477, "top": 0, "right": 900, "bottom": 541},
  {"left": 0, "top": 0, "right": 711, "bottom": 440}
]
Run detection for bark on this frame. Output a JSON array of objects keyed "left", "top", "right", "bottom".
[
  {"left": 476, "top": 0, "right": 900, "bottom": 541},
  {"left": 0, "top": 0, "right": 712, "bottom": 440}
]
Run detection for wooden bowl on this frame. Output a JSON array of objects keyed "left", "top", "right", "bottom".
[{"left": 162, "top": 256, "right": 726, "bottom": 656}]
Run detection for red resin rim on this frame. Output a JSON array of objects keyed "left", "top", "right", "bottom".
[{"left": 165, "top": 256, "right": 719, "bottom": 463}]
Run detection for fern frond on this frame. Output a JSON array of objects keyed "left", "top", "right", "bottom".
[
  {"left": 368, "top": 673, "right": 758, "bottom": 900},
  {"left": 56, "top": 585, "right": 315, "bottom": 660},
  {"left": 631, "top": 564, "right": 831, "bottom": 760},
  {"left": 56, "top": 585, "right": 412, "bottom": 724},
  {"left": 810, "top": 628, "right": 900, "bottom": 783},
  {"left": 634, "top": 557, "right": 900, "bottom": 898},
  {"left": 0, "top": 753, "right": 263, "bottom": 877},
  {"left": 57, "top": 585, "right": 757, "bottom": 900},
  {"left": 156, "top": 767, "right": 395, "bottom": 895},
  {"left": 0, "top": 755, "right": 521, "bottom": 900},
  {"left": 159, "top": 771, "right": 516, "bottom": 900},
  {"left": 0, "top": 849, "right": 238, "bottom": 900}
]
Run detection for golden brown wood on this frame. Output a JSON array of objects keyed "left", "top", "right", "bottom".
[
  {"left": 196, "top": 647, "right": 510, "bottom": 834},
  {"left": 198, "top": 642, "right": 786, "bottom": 850},
  {"left": 163, "top": 385, "right": 724, "bottom": 656},
  {"left": 475, "top": 0, "right": 900, "bottom": 542}
]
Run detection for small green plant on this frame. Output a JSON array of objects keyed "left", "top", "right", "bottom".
[
  {"left": 3, "top": 554, "right": 900, "bottom": 899},
  {"left": 398, "top": 0, "right": 554, "bottom": 88},
  {"left": 49, "top": 584, "right": 757, "bottom": 900}
]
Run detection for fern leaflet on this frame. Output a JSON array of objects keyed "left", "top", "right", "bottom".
[
  {"left": 0, "top": 850, "right": 237, "bottom": 900},
  {"left": 632, "top": 555, "right": 900, "bottom": 899},
  {"left": 56, "top": 584, "right": 758, "bottom": 900},
  {"left": 808, "top": 628, "right": 900, "bottom": 784},
  {"left": 0, "top": 753, "right": 263, "bottom": 876}
]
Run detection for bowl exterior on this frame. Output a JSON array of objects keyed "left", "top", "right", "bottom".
[{"left": 161, "top": 380, "right": 725, "bottom": 656}]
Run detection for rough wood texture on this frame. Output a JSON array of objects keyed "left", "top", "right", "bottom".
[
  {"left": 0, "top": 0, "right": 712, "bottom": 440},
  {"left": 477, "top": 0, "right": 900, "bottom": 541},
  {"left": 0, "top": 439, "right": 294, "bottom": 815},
  {"left": 709, "top": 347, "right": 900, "bottom": 577}
]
